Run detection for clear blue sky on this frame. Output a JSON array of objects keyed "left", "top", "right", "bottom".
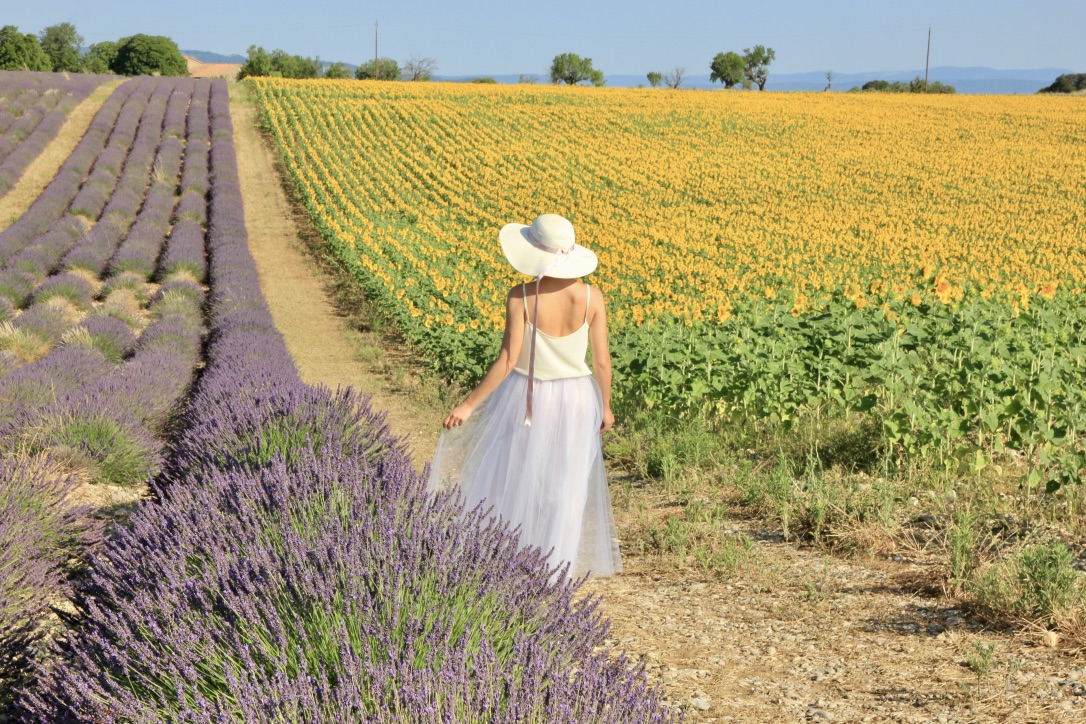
[{"left": 8, "top": 0, "right": 1084, "bottom": 76}]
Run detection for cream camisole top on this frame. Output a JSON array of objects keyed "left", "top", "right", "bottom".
[{"left": 513, "top": 283, "right": 592, "bottom": 381}]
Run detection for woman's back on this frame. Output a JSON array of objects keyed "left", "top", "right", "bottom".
[
  {"left": 521, "top": 278, "right": 592, "bottom": 337},
  {"left": 514, "top": 278, "right": 592, "bottom": 381}
]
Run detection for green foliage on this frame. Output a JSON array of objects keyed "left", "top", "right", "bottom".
[
  {"left": 355, "top": 57, "right": 400, "bottom": 81},
  {"left": 549, "top": 53, "right": 604, "bottom": 86},
  {"left": 742, "top": 45, "right": 775, "bottom": 91},
  {"left": 238, "top": 45, "right": 321, "bottom": 80},
  {"left": 609, "top": 290, "right": 1086, "bottom": 487},
  {"left": 0, "top": 25, "right": 52, "bottom": 72},
  {"left": 946, "top": 512, "right": 977, "bottom": 586},
  {"left": 38, "top": 415, "right": 157, "bottom": 486},
  {"left": 970, "top": 543, "right": 1082, "bottom": 626},
  {"left": 709, "top": 51, "right": 744, "bottom": 89},
  {"left": 322, "top": 62, "right": 351, "bottom": 80},
  {"left": 112, "top": 34, "right": 188, "bottom": 77},
  {"left": 39, "top": 22, "right": 83, "bottom": 73},
  {"left": 860, "top": 77, "right": 956, "bottom": 94},
  {"left": 468, "top": 77, "right": 497, "bottom": 84},
  {"left": 966, "top": 641, "right": 997, "bottom": 679},
  {"left": 82, "top": 41, "right": 117, "bottom": 74},
  {"left": 646, "top": 71, "right": 662, "bottom": 88},
  {"left": 1039, "top": 73, "right": 1086, "bottom": 94}
]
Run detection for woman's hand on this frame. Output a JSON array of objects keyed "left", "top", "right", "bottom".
[
  {"left": 600, "top": 407, "right": 615, "bottom": 434},
  {"left": 444, "top": 401, "right": 476, "bottom": 430}
]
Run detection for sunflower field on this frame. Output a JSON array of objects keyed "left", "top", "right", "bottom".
[{"left": 248, "top": 78, "right": 1086, "bottom": 487}]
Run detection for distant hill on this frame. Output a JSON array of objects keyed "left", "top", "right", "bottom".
[{"left": 181, "top": 50, "right": 246, "bottom": 65}]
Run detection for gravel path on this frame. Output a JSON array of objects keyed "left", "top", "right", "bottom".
[{"left": 584, "top": 522, "right": 1086, "bottom": 722}]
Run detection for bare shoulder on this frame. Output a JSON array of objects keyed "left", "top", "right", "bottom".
[
  {"left": 587, "top": 283, "right": 607, "bottom": 306},
  {"left": 586, "top": 282, "right": 608, "bottom": 324},
  {"left": 505, "top": 283, "right": 525, "bottom": 301}
]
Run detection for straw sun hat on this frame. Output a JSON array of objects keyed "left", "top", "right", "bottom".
[{"left": 499, "top": 214, "right": 598, "bottom": 279}]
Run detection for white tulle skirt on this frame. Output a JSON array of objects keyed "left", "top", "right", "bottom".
[{"left": 427, "top": 371, "right": 622, "bottom": 579}]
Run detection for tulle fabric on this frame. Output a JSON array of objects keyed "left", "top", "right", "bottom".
[{"left": 428, "top": 371, "right": 622, "bottom": 579}]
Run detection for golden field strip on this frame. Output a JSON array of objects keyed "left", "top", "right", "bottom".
[{"left": 249, "top": 79, "right": 1086, "bottom": 330}]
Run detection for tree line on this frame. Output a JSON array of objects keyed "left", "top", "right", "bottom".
[
  {"left": 238, "top": 46, "right": 438, "bottom": 82},
  {"left": 548, "top": 47, "right": 777, "bottom": 90},
  {"left": 0, "top": 23, "right": 187, "bottom": 76}
]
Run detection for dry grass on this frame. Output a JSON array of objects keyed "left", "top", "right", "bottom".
[{"left": 0, "top": 321, "right": 51, "bottom": 365}]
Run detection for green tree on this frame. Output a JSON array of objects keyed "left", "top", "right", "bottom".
[
  {"left": 237, "top": 45, "right": 273, "bottom": 79},
  {"left": 742, "top": 45, "right": 775, "bottom": 91},
  {"left": 39, "top": 22, "right": 83, "bottom": 73},
  {"left": 269, "top": 49, "right": 320, "bottom": 78},
  {"left": 0, "top": 26, "right": 52, "bottom": 71},
  {"left": 322, "top": 62, "right": 351, "bottom": 80},
  {"left": 112, "top": 34, "right": 188, "bottom": 76},
  {"left": 1039, "top": 73, "right": 1086, "bottom": 93},
  {"left": 356, "top": 57, "right": 400, "bottom": 80},
  {"left": 646, "top": 71, "right": 662, "bottom": 88},
  {"left": 709, "top": 51, "right": 744, "bottom": 89},
  {"left": 549, "top": 53, "right": 604, "bottom": 86},
  {"left": 82, "top": 41, "right": 118, "bottom": 74},
  {"left": 238, "top": 45, "right": 320, "bottom": 79}
]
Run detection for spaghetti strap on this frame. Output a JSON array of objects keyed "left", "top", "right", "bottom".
[
  {"left": 522, "top": 283, "right": 529, "bottom": 323},
  {"left": 584, "top": 285, "right": 591, "bottom": 325}
]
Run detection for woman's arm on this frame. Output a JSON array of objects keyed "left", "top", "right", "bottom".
[
  {"left": 587, "top": 288, "right": 615, "bottom": 433},
  {"left": 443, "top": 287, "right": 525, "bottom": 429}
]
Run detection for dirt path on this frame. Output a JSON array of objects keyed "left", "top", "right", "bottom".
[
  {"left": 0, "top": 81, "right": 119, "bottom": 231},
  {"left": 230, "top": 84, "right": 442, "bottom": 461},
  {"left": 229, "top": 84, "right": 1086, "bottom": 723}
]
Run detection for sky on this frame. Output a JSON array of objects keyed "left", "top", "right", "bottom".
[{"left": 8, "top": 0, "right": 1085, "bottom": 77}]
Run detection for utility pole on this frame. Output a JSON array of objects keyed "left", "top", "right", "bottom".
[
  {"left": 375, "top": 20, "right": 379, "bottom": 79},
  {"left": 924, "top": 25, "right": 931, "bottom": 92}
]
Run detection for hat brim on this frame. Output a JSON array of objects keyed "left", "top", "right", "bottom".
[{"left": 499, "top": 223, "right": 598, "bottom": 279}]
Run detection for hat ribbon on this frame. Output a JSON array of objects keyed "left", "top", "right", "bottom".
[{"left": 524, "top": 240, "right": 575, "bottom": 427}]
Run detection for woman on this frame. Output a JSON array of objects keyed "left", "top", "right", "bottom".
[{"left": 428, "top": 214, "right": 622, "bottom": 579}]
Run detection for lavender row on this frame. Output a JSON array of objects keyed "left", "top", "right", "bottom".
[
  {"left": 0, "top": 80, "right": 190, "bottom": 316},
  {"left": 0, "top": 74, "right": 107, "bottom": 198},
  {"left": 106, "top": 79, "right": 196, "bottom": 280},
  {"left": 23, "top": 79, "right": 673, "bottom": 722},
  {"left": 158, "top": 79, "right": 211, "bottom": 281},
  {"left": 0, "top": 79, "right": 147, "bottom": 267}
]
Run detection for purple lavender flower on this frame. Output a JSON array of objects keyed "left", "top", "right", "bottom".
[{"left": 77, "top": 315, "right": 138, "bottom": 362}]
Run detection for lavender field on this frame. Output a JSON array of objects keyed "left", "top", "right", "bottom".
[
  {"left": 0, "top": 75, "right": 668, "bottom": 721},
  {"left": 0, "top": 72, "right": 110, "bottom": 200}
]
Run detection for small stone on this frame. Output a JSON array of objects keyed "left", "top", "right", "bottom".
[
  {"left": 907, "top": 496, "right": 919, "bottom": 507},
  {"left": 1043, "top": 631, "right": 1060, "bottom": 648},
  {"left": 689, "top": 696, "right": 711, "bottom": 711},
  {"left": 807, "top": 708, "right": 834, "bottom": 720}
]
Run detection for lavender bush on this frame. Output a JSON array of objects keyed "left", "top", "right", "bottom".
[
  {"left": 12, "top": 300, "right": 80, "bottom": 345},
  {"left": 76, "top": 315, "right": 137, "bottom": 362},
  {"left": 0, "top": 344, "right": 113, "bottom": 441},
  {"left": 31, "top": 272, "right": 96, "bottom": 310},
  {"left": 0, "top": 454, "right": 92, "bottom": 709}
]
